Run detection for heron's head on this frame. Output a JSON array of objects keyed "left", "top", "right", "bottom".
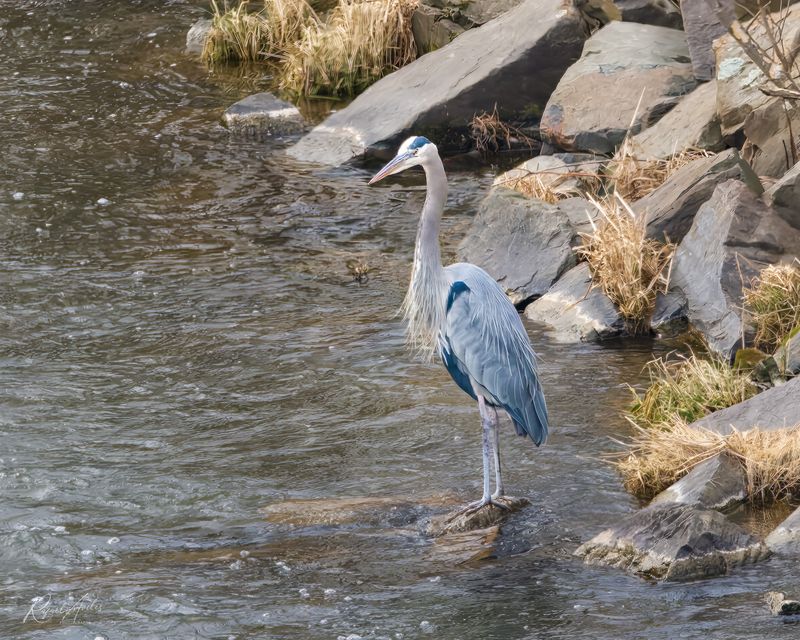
[{"left": 368, "top": 136, "right": 436, "bottom": 184}]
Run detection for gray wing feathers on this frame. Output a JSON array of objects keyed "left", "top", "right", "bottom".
[{"left": 442, "top": 263, "right": 549, "bottom": 446}]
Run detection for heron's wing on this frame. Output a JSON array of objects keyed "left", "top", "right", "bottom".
[{"left": 440, "top": 263, "right": 549, "bottom": 446}]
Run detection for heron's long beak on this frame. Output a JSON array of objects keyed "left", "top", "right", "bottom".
[{"left": 368, "top": 152, "right": 414, "bottom": 185}]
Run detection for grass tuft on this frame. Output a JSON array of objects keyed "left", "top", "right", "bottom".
[
  {"left": 606, "top": 137, "right": 713, "bottom": 201},
  {"left": 279, "top": 0, "right": 418, "bottom": 97},
  {"left": 628, "top": 353, "right": 758, "bottom": 430},
  {"left": 576, "top": 193, "right": 675, "bottom": 332},
  {"left": 203, "top": 0, "right": 272, "bottom": 64},
  {"left": 616, "top": 420, "right": 800, "bottom": 503},
  {"left": 743, "top": 261, "right": 800, "bottom": 352}
]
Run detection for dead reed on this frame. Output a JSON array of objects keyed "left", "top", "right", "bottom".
[
  {"left": 279, "top": 0, "right": 418, "bottom": 96},
  {"left": 577, "top": 193, "right": 675, "bottom": 332},
  {"left": 616, "top": 419, "right": 800, "bottom": 503},
  {"left": 606, "top": 137, "right": 713, "bottom": 201},
  {"left": 743, "top": 261, "right": 800, "bottom": 351},
  {"left": 470, "top": 105, "right": 535, "bottom": 155}
]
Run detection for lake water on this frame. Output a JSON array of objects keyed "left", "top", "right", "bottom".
[{"left": 2, "top": 1, "right": 799, "bottom": 638}]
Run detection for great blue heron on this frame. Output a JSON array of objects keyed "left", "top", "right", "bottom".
[{"left": 369, "top": 135, "right": 549, "bottom": 515}]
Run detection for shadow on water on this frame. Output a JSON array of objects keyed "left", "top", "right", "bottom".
[{"left": 2, "top": 1, "right": 800, "bottom": 639}]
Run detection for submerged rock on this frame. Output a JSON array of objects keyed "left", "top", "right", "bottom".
[
  {"left": 540, "top": 21, "right": 696, "bottom": 155},
  {"left": 261, "top": 494, "right": 459, "bottom": 527},
  {"left": 458, "top": 189, "right": 578, "bottom": 306},
  {"left": 636, "top": 148, "right": 763, "bottom": 243},
  {"left": 766, "top": 507, "right": 800, "bottom": 555},
  {"left": 692, "top": 376, "right": 800, "bottom": 435},
  {"left": 425, "top": 525, "right": 502, "bottom": 564},
  {"left": 223, "top": 93, "right": 305, "bottom": 137},
  {"left": 651, "top": 452, "right": 747, "bottom": 511},
  {"left": 631, "top": 81, "right": 723, "bottom": 160},
  {"left": 288, "top": 0, "right": 593, "bottom": 165},
  {"left": 669, "top": 180, "right": 799, "bottom": 359},
  {"left": 427, "top": 496, "right": 529, "bottom": 537},
  {"left": 524, "top": 262, "right": 626, "bottom": 342},
  {"left": 576, "top": 502, "right": 769, "bottom": 581}
]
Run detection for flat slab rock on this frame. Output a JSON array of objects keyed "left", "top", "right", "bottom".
[
  {"left": 288, "top": 0, "right": 592, "bottom": 164},
  {"left": 540, "top": 21, "right": 696, "bottom": 154},
  {"left": 458, "top": 188, "right": 578, "bottom": 306},
  {"left": 223, "top": 93, "right": 305, "bottom": 137},
  {"left": 576, "top": 502, "right": 769, "bottom": 581},
  {"left": 261, "top": 494, "right": 460, "bottom": 527},
  {"left": 631, "top": 80, "right": 723, "bottom": 161},
  {"left": 691, "top": 374, "right": 800, "bottom": 435},
  {"left": 524, "top": 262, "right": 626, "bottom": 342}
]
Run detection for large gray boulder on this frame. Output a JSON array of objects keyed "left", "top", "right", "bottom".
[
  {"left": 714, "top": 5, "right": 800, "bottom": 136},
  {"left": 458, "top": 189, "right": 578, "bottom": 305},
  {"left": 635, "top": 148, "right": 763, "bottom": 243},
  {"left": 631, "top": 81, "right": 723, "bottom": 160},
  {"left": 614, "top": 0, "right": 682, "bottom": 28},
  {"left": 411, "top": 5, "right": 464, "bottom": 53},
  {"left": 540, "top": 21, "right": 696, "bottom": 155},
  {"left": 680, "top": 0, "right": 730, "bottom": 81},
  {"left": 767, "top": 161, "right": 800, "bottom": 229},
  {"left": 651, "top": 452, "right": 747, "bottom": 511},
  {"left": 524, "top": 262, "right": 626, "bottom": 341},
  {"left": 669, "top": 180, "right": 800, "bottom": 359},
  {"left": 576, "top": 502, "right": 769, "bottom": 580},
  {"left": 741, "top": 97, "right": 800, "bottom": 178},
  {"left": 692, "top": 375, "right": 800, "bottom": 435},
  {"left": 766, "top": 506, "right": 800, "bottom": 555},
  {"left": 288, "top": 0, "right": 593, "bottom": 165}
]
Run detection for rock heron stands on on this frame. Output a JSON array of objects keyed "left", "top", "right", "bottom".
[{"left": 369, "top": 136, "right": 549, "bottom": 516}]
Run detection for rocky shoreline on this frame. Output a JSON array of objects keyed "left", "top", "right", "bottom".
[{"left": 192, "top": 0, "right": 800, "bottom": 585}]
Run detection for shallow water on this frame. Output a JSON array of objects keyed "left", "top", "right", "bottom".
[{"left": 2, "top": 1, "right": 799, "bottom": 639}]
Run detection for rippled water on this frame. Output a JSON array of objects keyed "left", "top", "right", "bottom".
[{"left": 2, "top": 2, "right": 799, "bottom": 639}]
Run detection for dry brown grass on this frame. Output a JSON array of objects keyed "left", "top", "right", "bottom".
[
  {"left": 577, "top": 193, "right": 675, "bottom": 332},
  {"left": 498, "top": 172, "right": 583, "bottom": 203},
  {"left": 279, "top": 0, "right": 418, "bottom": 96},
  {"left": 629, "top": 353, "right": 758, "bottom": 430},
  {"left": 605, "top": 137, "right": 713, "bottom": 201},
  {"left": 469, "top": 105, "right": 535, "bottom": 155},
  {"left": 743, "top": 261, "right": 800, "bottom": 351},
  {"left": 616, "top": 419, "right": 800, "bottom": 503}
]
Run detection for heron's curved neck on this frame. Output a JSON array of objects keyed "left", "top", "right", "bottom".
[{"left": 403, "top": 153, "right": 449, "bottom": 357}]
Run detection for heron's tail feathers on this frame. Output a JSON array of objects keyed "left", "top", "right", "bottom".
[{"left": 508, "top": 381, "right": 549, "bottom": 446}]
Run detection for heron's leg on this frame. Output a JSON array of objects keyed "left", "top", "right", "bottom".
[{"left": 488, "top": 406, "right": 504, "bottom": 500}]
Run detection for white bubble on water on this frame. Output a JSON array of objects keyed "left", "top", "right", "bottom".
[
  {"left": 53, "top": 526, "right": 67, "bottom": 534},
  {"left": 96, "top": 197, "right": 110, "bottom": 205},
  {"left": 344, "top": 596, "right": 353, "bottom": 602},
  {"left": 427, "top": 576, "right": 440, "bottom": 582},
  {"left": 107, "top": 536, "right": 120, "bottom": 544},
  {"left": 323, "top": 588, "right": 336, "bottom": 598},
  {"left": 275, "top": 561, "right": 291, "bottom": 573},
  {"left": 419, "top": 621, "right": 436, "bottom": 634},
  {"left": 80, "top": 549, "right": 94, "bottom": 558},
  {"left": 147, "top": 32, "right": 157, "bottom": 38},
  {"left": 12, "top": 192, "right": 24, "bottom": 200},
  {"left": 239, "top": 550, "right": 249, "bottom": 558},
  {"left": 298, "top": 588, "right": 310, "bottom": 599}
]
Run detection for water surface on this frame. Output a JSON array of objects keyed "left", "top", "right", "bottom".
[{"left": 1, "top": 2, "right": 799, "bottom": 639}]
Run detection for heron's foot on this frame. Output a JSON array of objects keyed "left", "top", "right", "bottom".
[{"left": 444, "top": 497, "right": 510, "bottom": 523}]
